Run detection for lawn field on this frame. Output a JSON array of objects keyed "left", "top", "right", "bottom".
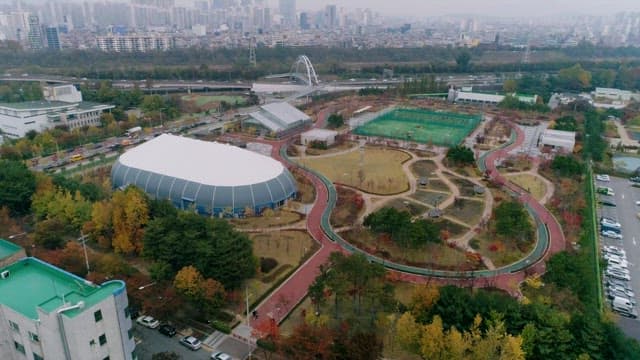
[
  {"left": 180, "top": 94, "right": 246, "bottom": 108},
  {"left": 302, "top": 147, "right": 411, "bottom": 195},
  {"left": 506, "top": 173, "right": 548, "bottom": 202}
]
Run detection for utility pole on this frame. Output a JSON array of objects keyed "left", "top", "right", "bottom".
[{"left": 78, "top": 232, "right": 90, "bottom": 273}]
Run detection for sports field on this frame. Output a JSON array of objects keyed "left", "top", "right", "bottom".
[{"left": 354, "top": 108, "right": 481, "bottom": 146}]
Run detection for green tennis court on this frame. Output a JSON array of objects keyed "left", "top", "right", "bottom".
[{"left": 354, "top": 108, "right": 481, "bottom": 146}]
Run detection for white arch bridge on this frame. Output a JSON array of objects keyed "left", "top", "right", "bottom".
[{"left": 265, "top": 55, "right": 320, "bottom": 86}]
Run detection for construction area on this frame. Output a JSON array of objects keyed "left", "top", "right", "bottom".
[{"left": 353, "top": 107, "right": 482, "bottom": 146}]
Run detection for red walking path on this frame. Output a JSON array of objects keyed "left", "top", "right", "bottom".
[{"left": 244, "top": 119, "right": 566, "bottom": 336}]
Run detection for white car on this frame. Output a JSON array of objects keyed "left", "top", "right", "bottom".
[
  {"left": 603, "top": 245, "right": 626, "bottom": 257},
  {"left": 596, "top": 174, "right": 610, "bottom": 181},
  {"left": 601, "top": 230, "right": 623, "bottom": 240},
  {"left": 600, "top": 218, "right": 621, "bottom": 229},
  {"left": 211, "top": 351, "right": 233, "bottom": 360},
  {"left": 180, "top": 336, "right": 202, "bottom": 351},
  {"left": 606, "top": 269, "right": 631, "bottom": 281},
  {"left": 136, "top": 316, "right": 160, "bottom": 329}
]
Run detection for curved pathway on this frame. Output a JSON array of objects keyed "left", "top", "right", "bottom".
[{"left": 241, "top": 118, "right": 566, "bottom": 337}]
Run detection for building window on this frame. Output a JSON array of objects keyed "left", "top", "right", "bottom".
[
  {"left": 99, "top": 334, "right": 107, "bottom": 346},
  {"left": 14, "top": 341, "right": 25, "bottom": 354},
  {"left": 94, "top": 310, "right": 103, "bottom": 322},
  {"left": 9, "top": 320, "right": 19, "bottom": 332},
  {"left": 128, "top": 329, "right": 133, "bottom": 339},
  {"left": 33, "top": 353, "right": 44, "bottom": 360},
  {"left": 29, "top": 331, "right": 39, "bottom": 342}
]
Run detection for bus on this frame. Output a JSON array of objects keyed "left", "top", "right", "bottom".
[
  {"left": 125, "top": 126, "right": 142, "bottom": 138},
  {"left": 70, "top": 154, "right": 84, "bottom": 162}
]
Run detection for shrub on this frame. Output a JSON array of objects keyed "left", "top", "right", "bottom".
[
  {"left": 210, "top": 320, "right": 231, "bottom": 334},
  {"left": 260, "top": 257, "right": 279, "bottom": 273}
]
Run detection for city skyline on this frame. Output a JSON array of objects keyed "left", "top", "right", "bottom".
[{"left": 289, "top": 0, "right": 640, "bottom": 17}]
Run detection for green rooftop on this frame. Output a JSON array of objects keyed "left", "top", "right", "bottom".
[
  {"left": 0, "top": 258, "right": 125, "bottom": 320},
  {"left": 0, "top": 239, "right": 22, "bottom": 259}
]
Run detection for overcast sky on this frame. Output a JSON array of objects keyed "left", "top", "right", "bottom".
[{"left": 287, "top": 0, "right": 640, "bottom": 17}]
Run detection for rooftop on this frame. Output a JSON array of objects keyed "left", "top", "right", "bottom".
[
  {"left": 0, "top": 257, "right": 124, "bottom": 320},
  {"left": 0, "top": 239, "right": 22, "bottom": 259},
  {"left": 302, "top": 128, "right": 338, "bottom": 137},
  {"left": 0, "top": 100, "right": 74, "bottom": 111},
  {"left": 118, "top": 134, "right": 285, "bottom": 186},
  {"left": 261, "top": 102, "right": 311, "bottom": 125}
]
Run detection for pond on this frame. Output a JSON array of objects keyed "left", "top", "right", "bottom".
[{"left": 613, "top": 156, "right": 640, "bottom": 173}]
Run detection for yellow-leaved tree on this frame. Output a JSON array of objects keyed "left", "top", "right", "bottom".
[{"left": 111, "top": 187, "right": 149, "bottom": 254}]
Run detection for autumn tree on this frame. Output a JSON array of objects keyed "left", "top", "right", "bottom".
[
  {"left": 174, "top": 266, "right": 226, "bottom": 316},
  {"left": 111, "top": 186, "right": 149, "bottom": 254}
]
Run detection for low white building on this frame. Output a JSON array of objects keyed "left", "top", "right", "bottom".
[
  {"left": 448, "top": 88, "right": 539, "bottom": 105},
  {"left": 539, "top": 129, "right": 576, "bottom": 152},
  {"left": 301, "top": 128, "right": 338, "bottom": 146},
  {"left": 246, "top": 102, "right": 311, "bottom": 137},
  {"left": 0, "top": 239, "right": 136, "bottom": 360},
  {"left": 594, "top": 87, "right": 632, "bottom": 102},
  {"left": 0, "top": 85, "right": 113, "bottom": 139}
]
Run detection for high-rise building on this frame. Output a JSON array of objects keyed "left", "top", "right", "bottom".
[
  {"left": 44, "top": 26, "right": 61, "bottom": 50},
  {"left": 0, "top": 239, "right": 137, "bottom": 360},
  {"left": 279, "top": 0, "right": 295, "bottom": 27},
  {"left": 299, "top": 12, "right": 310, "bottom": 30},
  {"left": 27, "top": 14, "right": 43, "bottom": 49},
  {"left": 324, "top": 4, "right": 337, "bottom": 29}
]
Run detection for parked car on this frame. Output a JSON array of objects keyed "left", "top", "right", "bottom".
[
  {"left": 630, "top": 176, "right": 640, "bottom": 183},
  {"left": 607, "top": 284, "right": 635, "bottom": 298},
  {"left": 607, "top": 256, "right": 628, "bottom": 268},
  {"left": 601, "top": 230, "right": 623, "bottom": 240},
  {"left": 597, "top": 186, "right": 615, "bottom": 196},
  {"left": 136, "top": 316, "right": 160, "bottom": 329},
  {"left": 600, "top": 217, "right": 621, "bottom": 229},
  {"left": 605, "top": 277, "right": 632, "bottom": 289},
  {"left": 598, "top": 197, "right": 617, "bottom": 207},
  {"left": 607, "top": 265, "right": 630, "bottom": 275},
  {"left": 211, "top": 351, "right": 233, "bottom": 360},
  {"left": 606, "top": 269, "right": 631, "bottom": 281},
  {"left": 596, "top": 174, "right": 611, "bottom": 181},
  {"left": 612, "top": 304, "right": 638, "bottom": 318},
  {"left": 607, "top": 290, "right": 637, "bottom": 304},
  {"left": 603, "top": 246, "right": 626, "bottom": 257},
  {"left": 158, "top": 324, "right": 176, "bottom": 337},
  {"left": 180, "top": 336, "right": 202, "bottom": 351}
]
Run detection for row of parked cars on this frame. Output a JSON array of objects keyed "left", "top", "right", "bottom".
[
  {"left": 136, "top": 316, "right": 232, "bottom": 359},
  {"left": 603, "top": 245, "right": 638, "bottom": 318}
]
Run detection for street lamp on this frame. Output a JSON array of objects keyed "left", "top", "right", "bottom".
[
  {"left": 138, "top": 282, "right": 156, "bottom": 291},
  {"left": 7, "top": 232, "right": 27, "bottom": 239}
]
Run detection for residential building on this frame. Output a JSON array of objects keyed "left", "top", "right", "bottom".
[
  {"left": 96, "top": 34, "right": 175, "bottom": 52},
  {"left": 44, "top": 26, "right": 61, "bottom": 50},
  {"left": 27, "top": 15, "right": 43, "bottom": 49},
  {"left": 279, "top": 0, "right": 296, "bottom": 27},
  {"left": 0, "top": 239, "right": 136, "bottom": 360}
]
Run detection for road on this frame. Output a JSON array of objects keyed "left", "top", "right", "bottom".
[
  {"left": 596, "top": 176, "right": 640, "bottom": 340},
  {"left": 133, "top": 324, "right": 212, "bottom": 360}
]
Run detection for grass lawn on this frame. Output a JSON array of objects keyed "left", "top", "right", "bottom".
[
  {"left": 247, "top": 230, "right": 318, "bottom": 307},
  {"left": 305, "top": 141, "right": 358, "bottom": 156},
  {"left": 331, "top": 186, "right": 365, "bottom": 227},
  {"left": 443, "top": 198, "right": 485, "bottom": 226},
  {"left": 340, "top": 228, "right": 482, "bottom": 270},
  {"left": 302, "top": 147, "right": 411, "bottom": 195},
  {"left": 381, "top": 197, "right": 428, "bottom": 216},
  {"left": 473, "top": 233, "right": 535, "bottom": 268},
  {"left": 181, "top": 94, "right": 247, "bottom": 107},
  {"left": 506, "top": 173, "right": 548, "bottom": 202},
  {"left": 410, "top": 190, "right": 449, "bottom": 206},
  {"left": 410, "top": 160, "right": 437, "bottom": 178},
  {"left": 448, "top": 176, "right": 479, "bottom": 197},
  {"left": 230, "top": 210, "right": 302, "bottom": 229}
]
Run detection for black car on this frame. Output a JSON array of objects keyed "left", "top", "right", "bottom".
[{"left": 158, "top": 324, "right": 176, "bottom": 337}]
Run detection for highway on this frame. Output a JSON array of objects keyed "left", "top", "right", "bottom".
[{"left": 596, "top": 176, "right": 640, "bottom": 340}]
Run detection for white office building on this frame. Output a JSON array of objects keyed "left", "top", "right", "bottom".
[
  {"left": 0, "top": 239, "right": 137, "bottom": 360},
  {"left": 0, "top": 85, "right": 113, "bottom": 139}
]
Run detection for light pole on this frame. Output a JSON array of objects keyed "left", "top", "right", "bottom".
[
  {"left": 7, "top": 232, "right": 27, "bottom": 239},
  {"left": 245, "top": 286, "right": 253, "bottom": 360},
  {"left": 77, "top": 232, "right": 90, "bottom": 273},
  {"left": 138, "top": 282, "right": 156, "bottom": 291}
]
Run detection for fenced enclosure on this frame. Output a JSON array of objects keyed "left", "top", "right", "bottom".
[{"left": 353, "top": 108, "right": 481, "bottom": 146}]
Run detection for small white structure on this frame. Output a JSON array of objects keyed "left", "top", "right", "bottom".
[
  {"left": 594, "top": 87, "right": 632, "bottom": 102},
  {"left": 247, "top": 102, "right": 311, "bottom": 136},
  {"left": 43, "top": 84, "right": 82, "bottom": 103},
  {"left": 539, "top": 129, "right": 576, "bottom": 152},
  {"left": 301, "top": 128, "right": 337, "bottom": 146},
  {"left": 448, "top": 88, "right": 539, "bottom": 105}
]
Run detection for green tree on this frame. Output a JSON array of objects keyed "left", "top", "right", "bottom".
[
  {"left": 327, "top": 114, "right": 344, "bottom": 128},
  {"left": 494, "top": 201, "right": 533, "bottom": 243},
  {"left": 446, "top": 145, "right": 475, "bottom": 165},
  {"left": 455, "top": 49, "right": 472, "bottom": 71},
  {"left": 0, "top": 159, "right": 36, "bottom": 216}
]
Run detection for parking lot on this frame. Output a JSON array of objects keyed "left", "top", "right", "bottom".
[{"left": 595, "top": 176, "right": 640, "bottom": 340}]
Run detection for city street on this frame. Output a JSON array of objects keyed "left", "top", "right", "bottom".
[
  {"left": 133, "top": 324, "right": 212, "bottom": 360},
  {"left": 596, "top": 176, "right": 640, "bottom": 340}
]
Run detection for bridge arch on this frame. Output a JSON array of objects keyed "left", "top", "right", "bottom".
[{"left": 290, "top": 55, "right": 319, "bottom": 86}]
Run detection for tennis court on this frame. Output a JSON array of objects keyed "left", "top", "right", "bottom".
[{"left": 353, "top": 108, "right": 481, "bottom": 146}]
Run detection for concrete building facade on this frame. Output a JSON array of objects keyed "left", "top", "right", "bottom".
[{"left": 0, "top": 240, "right": 136, "bottom": 360}]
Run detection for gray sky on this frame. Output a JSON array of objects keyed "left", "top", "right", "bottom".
[{"left": 289, "top": 0, "right": 640, "bottom": 17}]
